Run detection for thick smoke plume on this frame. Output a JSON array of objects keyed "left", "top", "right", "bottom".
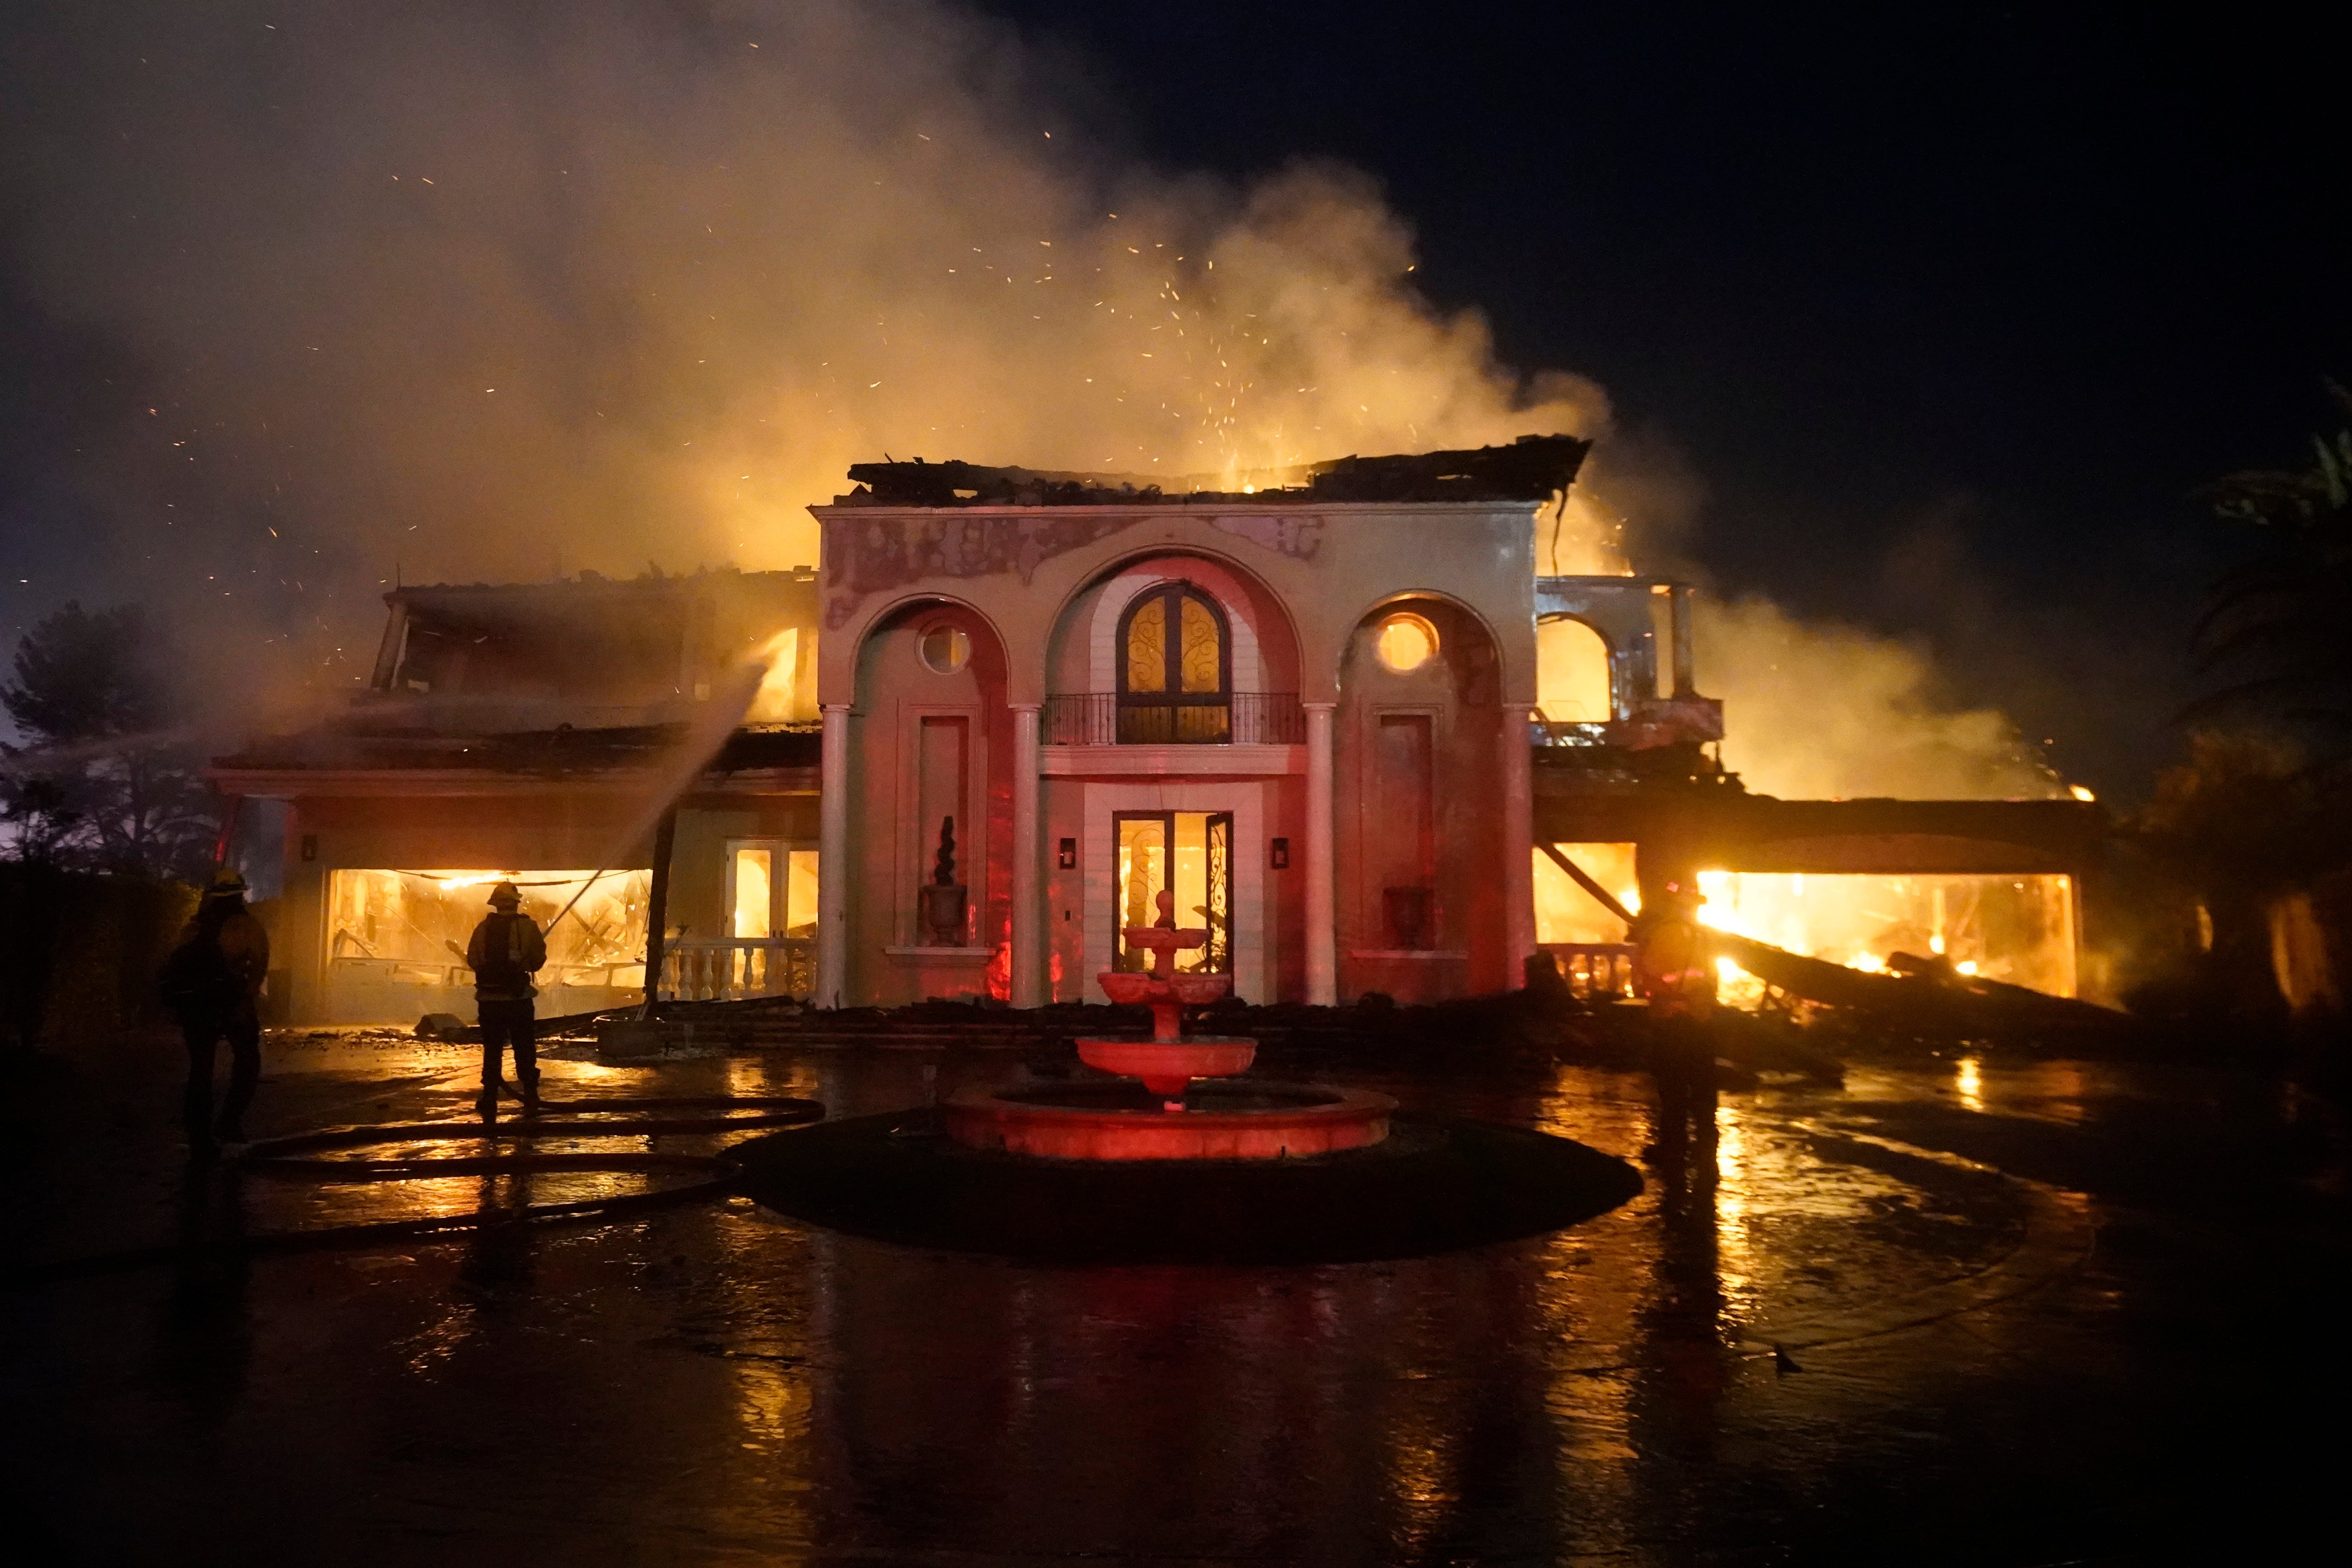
[
  {"left": 1536, "top": 446, "right": 2062, "bottom": 801},
  {"left": 3, "top": 0, "right": 2056, "bottom": 801},
  {"left": 2, "top": 0, "right": 1598, "bottom": 708},
  {"left": 1698, "top": 597, "right": 2061, "bottom": 800}
]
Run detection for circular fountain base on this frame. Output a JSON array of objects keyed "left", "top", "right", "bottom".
[
  {"left": 728, "top": 1110, "right": 1644, "bottom": 1265},
  {"left": 944, "top": 1078, "right": 1393, "bottom": 1160}
]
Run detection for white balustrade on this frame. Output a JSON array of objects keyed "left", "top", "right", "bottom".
[{"left": 659, "top": 938, "right": 814, "bottom": 1002}]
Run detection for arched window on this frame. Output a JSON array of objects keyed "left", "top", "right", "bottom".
[
  {"left": 1117, "top": 582, "right": 1230, "bottom": 743},
  {"left": 1536, "top": 616, "right": 1613, "bottom": 724}
]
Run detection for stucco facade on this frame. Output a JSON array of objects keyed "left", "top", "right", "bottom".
[{"left": 810, "top": 499, "right": 1545, "bottom": 1009}]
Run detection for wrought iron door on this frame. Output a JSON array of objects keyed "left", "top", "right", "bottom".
[
  {"left": 1206, "top": 812, "right": 1231, "bottom": 973},
  {"left": 1110, "top": 810, "right": 1234, "bottom": 974}
]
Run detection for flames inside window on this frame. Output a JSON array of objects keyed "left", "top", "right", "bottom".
[
  {"left": 731, "top": 845, "right": 819, "bottom": 940},
  {"left": 1697, "top": 870, "right": 2077, "bottom": 999},
  {"left": 1532, "top": 845, "right": 2078, "bottom": 1001},
  {"left": 1533, "top": 842, "right": 1642, "bottom": 945},
  {"left": 1374, "top": 613, "right": 1439, "bottom": 674},
  {"left": 328, "top": 869, "right": 652, "bottom": 992},
  {"left": 1535, "top": 617, "right": 1611, "bottom": 722}
]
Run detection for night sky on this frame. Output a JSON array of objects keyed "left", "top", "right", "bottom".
[
  {"left": 987, "top": 3, "right": 2350, "bottom": 795},
  {"left": 3, "top": 2, "right": 2345, "bottom": 799}
]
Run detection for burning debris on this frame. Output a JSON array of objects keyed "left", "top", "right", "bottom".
[
  {"left": 1710, "top": 932, "right": 2135, "bottom": 1048},
  {"left": 1698, "top": 869, "right": 2079, "bottom": 998}
]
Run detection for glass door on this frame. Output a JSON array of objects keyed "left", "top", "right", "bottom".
[
  {"left": 1112, "top": 811, "right": 1233, "bottom": 973},
  {"left": 726, "top": 839, "right": 820, "bottom": 995},
  {"left": 731, "top": 844, "right": 778, "bottom": 941},
  {"left": 727, "top": 841, "right": 820, "bottom": 940}
]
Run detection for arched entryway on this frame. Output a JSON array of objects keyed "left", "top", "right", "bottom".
[
  {"left": 1335, "top": 595, "right": 1512, "bottom": 999},
  {"left": 1034, "top": 553, "right": 1303, "bottom": 1005},
  {"left": 837, "top": 596, "right": 1013, "bottom": 1004}
]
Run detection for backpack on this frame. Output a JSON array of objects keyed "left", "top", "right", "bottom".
[
  {"left": 474, "top": 913, "right": 543, "bottom": 991},
  {"left": 159, "top": 927, "right": 234, "bottom": 1012}
]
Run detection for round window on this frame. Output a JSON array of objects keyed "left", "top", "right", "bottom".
[
  {"left": 917, "top": 623, "right": 971, "bottom": 674},
  {"left": 1374, "top": 613, "right": 1439, "bottom": 673}
]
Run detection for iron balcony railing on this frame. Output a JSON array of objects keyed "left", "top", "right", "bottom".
[{"left": 1043, "top": 691, "right": 1305, "bottom": 746}]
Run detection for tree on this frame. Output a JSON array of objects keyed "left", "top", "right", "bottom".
[
  {"left": 2187, "top": 384, "right": 2352, "bottom": 759},
  {"left": 0, "top": 773, "right": 82, "bottom": 867},
  {"left": 2143, "top": 391, "right": 2352, "bottom": 1034},
  {"left": 0, "top": 602, "right": 217, "bottom": 878}
]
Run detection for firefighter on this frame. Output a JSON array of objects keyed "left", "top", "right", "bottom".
[
  {"left": 464, "top": 880, "right": 547, "bottom": 1121},
  {"left": 161, "top": 870, "right": 271, "bottom": 1158},
  {"left": 1634, "top": 880, "right": 1720, "bottom": 1154}
]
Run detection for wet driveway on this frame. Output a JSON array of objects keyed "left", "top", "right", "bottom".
[{"left": 4, "top": 1032, "right": 2345, "bottom": 1565}]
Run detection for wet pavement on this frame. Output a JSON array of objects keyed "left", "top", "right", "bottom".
[{"left": 4, "top": 1030, "right": 2346, "bottom": 1565}]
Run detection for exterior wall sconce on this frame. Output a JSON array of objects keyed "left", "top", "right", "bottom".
[
  {"left": 1270, "top": 837, "right": 1290, "bottom": 870},
  {"left": 1058, "top": 838, "right": 1078, "bottom": 870}
]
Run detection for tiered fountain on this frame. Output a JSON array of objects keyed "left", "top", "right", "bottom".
[
  {"left": 943, "top": 892, "right": 1395, "bottom": 1160},
  {"left": 732, "top": 892, "right": 1640, "bottom": 1263}
]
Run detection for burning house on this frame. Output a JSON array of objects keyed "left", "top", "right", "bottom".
[
  {"left": 1523, "top": 576, "right": 2099, "bottom": 1004},
  {"left": 213, "top": 438, "right": 2104, "bottom": 1024},
  {"left": 212, "top": 567, "right": 824, "bottom": 1024}
]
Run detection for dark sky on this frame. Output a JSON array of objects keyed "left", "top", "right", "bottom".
[
  {"left": 2, "top": 2, "right": 2344, "bottom": 798},
  {"left": 984, "top": 2, "right": 2350, "bottom": 794}
]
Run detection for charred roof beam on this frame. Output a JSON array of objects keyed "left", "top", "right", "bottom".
[{"left": 837, "top": 434, "right": 1592, "bottom": 508}]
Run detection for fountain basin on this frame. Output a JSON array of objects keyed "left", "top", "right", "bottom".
[
  {"left": 944, "top": 1080, "right": 1395, "bottom": 1161},
  {"left": 1096, "top": 970, "right": 1231, "bottom": 1008},
  {"left": 732, "top": 1108, "right": 1643, "bottom": 1263},
  {"left": 1075, "top": 1035, "right": 1257, "bottom": 1096}
]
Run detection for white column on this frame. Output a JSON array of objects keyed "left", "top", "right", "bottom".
[
  {"left": 816, "top": 701, "right": 851, "bottom": 1009},
  {"left": 1501, "top": 703, "right": 1537, "bottom": 985},
  {"left": 1009, "top": 702, "right": 1043, "bottom": 1008},
  {"left": 1304, "top": 701, "right": 1337, "bottom": 1007}
]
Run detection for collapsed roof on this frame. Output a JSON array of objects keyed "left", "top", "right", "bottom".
[
  {"left": 832, "top": 433, "right": 1592, "bottom": 508},
  {"left": 371, "top": 567, "right": 816, "bottom": 705}
]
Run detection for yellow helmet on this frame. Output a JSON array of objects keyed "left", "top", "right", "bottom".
[
  {"left": 487, "top": 880, "right": 522, "bottom": 908},
  {"left": 204, "top": 869, "right": 249, "bottom": 899}
]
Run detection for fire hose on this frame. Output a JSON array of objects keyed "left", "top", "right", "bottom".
[{"left": 14, "top": 1093, "right": 826, "bottom": 1284}]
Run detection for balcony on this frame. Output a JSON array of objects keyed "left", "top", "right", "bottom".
[
  {"left": 1528, "top": 695, "right": 1725, "bottom": 752},
  {"left": 1044, "top": 692, "right": 1305, "bottom": 746}
]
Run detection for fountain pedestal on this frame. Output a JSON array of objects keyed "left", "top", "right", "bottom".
[{"left": 1079, "top": 906, "right": 1253, "bottom": 1107}]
